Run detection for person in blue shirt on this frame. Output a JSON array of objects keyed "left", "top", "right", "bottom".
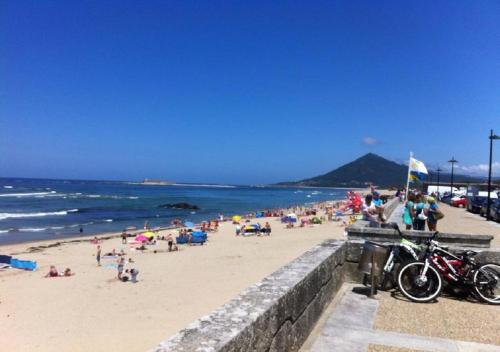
[{"left": 426, "top": 197, "right": 440, "bottom": 231}]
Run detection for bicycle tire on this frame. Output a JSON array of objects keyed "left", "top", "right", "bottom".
[
  {"left": 473, "top": 263, "right": 500, "bottom": 305},
  {"left": 397, "top": 261, "right": 442, "bottom": 303}
]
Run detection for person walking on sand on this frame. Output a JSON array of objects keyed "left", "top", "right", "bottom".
[{"left": 96, "top": 245, "right": 102, "bottom": 266}]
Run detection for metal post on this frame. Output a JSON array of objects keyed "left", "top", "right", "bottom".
[
  {"left": 437, "top": 168, "right": 442, "bottom": 198},
  {"left": 486, "top": 130, "right": 499, "bottom": 221},
  {"left": 448, "top": 157, "right": 458, "bottom": 196}
]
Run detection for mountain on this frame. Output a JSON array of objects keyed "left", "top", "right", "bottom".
[{"left": 278, "top": 153, "right": 408, "bottom": 188}]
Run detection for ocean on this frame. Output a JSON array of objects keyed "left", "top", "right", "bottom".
[{"left": 0, "top": 177, "right": 349, "bottom": 244}]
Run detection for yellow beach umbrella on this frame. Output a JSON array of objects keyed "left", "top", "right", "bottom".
[
  {"left": 144, "top": 231, "right": 155, "bottom": 238},
  {"left": 232, "top": 215, "right": 241, "bottom": 222}
]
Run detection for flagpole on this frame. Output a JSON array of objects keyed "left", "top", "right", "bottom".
[{"left": 405, "top": 152, "right": 413, "bottom": 200}]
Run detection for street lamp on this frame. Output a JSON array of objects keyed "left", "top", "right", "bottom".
[
  {"left": 448, "top": 157, "right": 458, "bottom": 196},
  {"left": 486, "top": 130, "right": 500, "bottom": 221},
  {"left": 436, "top": 168, "right": 442, "bottom": 197}
]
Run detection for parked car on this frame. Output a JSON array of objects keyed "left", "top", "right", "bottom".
[
  {"left": 482, "top": 199, "right": 500, "bottom": 221},
  {"left": 467, "top": 196, "right": 486, "bottom": 214},
  {"left": 451, "top": 196, "right": 467, "bottom": 208},
  {"left": 479, "top": 198, "right": 496, "bottom": 217},
  {"left": 491, "top": 199, "right": 500, "bottom": 221},
  {"left": 440, "top": 194, "right": 454, "bottom": 204}
]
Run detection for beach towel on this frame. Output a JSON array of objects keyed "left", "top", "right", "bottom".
[
  {"left": 0, "top": 263, "right": 10, "bottom": 271},
  {"left": 10, "top": 258, "right": 37, "bottom": 271},
  {"left": 101, "top": 255, "right": 118, "bottom": 259},
  {"left": 0, "top": 255, "right": 12, "bottom": 264}
]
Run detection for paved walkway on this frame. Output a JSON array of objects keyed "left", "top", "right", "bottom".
[{"left": 302, "top": 285, "right": 500, "bottom": 352}]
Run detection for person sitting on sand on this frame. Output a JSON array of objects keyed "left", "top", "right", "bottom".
[
  {"left": 125, "top": 268, "right": 139, "bottom": 283},
  {"left": 63, "top": 268, "right": 74, "bottom": 276},
  {"left": 45, "top": 265, "right": 59, "bottom": 278}
]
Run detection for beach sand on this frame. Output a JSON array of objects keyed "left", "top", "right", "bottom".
[{"left": 0, "top": 217, "right": 347, "bottom": 352}]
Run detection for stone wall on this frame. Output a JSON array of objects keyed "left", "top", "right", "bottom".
[
  {"left": 383, "top": 196, "right": 400, "bottom": 219},
  {"left": 151, "top": 240, "right": 347, "bottom": 352},
  {"left": 347, "top": 224, "right": 493, "bottom": 248}
]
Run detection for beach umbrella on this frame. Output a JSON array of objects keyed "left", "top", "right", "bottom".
[
  {"left": 232, "top": 215, "right": 241, "bottom": 222},
  {"left": 184, "top": 221, "right": 194, "bottom": 228},
  {"left": 135, "top": 235, "right": 148, "bottom": 242},
  {"left": 144, "top": 231, "right": 155, "bottom": 238}
]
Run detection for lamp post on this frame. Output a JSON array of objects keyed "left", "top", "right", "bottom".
[
  {"left": 436, "top": 168, "right": 442, "bottom": 198},
  {"left": 448, "top": 157, "right": 458, "bottom": 196},
  {"left": 486, "top": 130, "right": 500, "bottom": 221}
]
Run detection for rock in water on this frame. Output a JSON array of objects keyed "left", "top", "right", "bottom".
[{"left": 158, "top": 203, "right": 200, "bottom": 210}]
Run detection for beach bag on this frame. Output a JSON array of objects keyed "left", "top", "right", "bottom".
[
  {"left": 434, "top": 210, "right": 445, "bottom": 220},
  {"left": 415, "top": 205, "right": 427, "bottom": 221}
]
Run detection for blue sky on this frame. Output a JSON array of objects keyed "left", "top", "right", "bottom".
[{"left": 1, "top": 1, "right": 499, "bottom": 184}]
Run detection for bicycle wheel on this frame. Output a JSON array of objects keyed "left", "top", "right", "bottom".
[
  {"left": 473, "top": 263, "right": 500, "bottom": 304},
  {"left": 398, "top": 261, "right": 442, "bottom": 303}
]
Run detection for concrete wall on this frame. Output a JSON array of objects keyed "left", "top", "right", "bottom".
[
  {"left": 152, "top": 240, "right": 348, "bottom": 352},
  {"left": 347, "top": 224, "right": 493, "bottom": 248}
]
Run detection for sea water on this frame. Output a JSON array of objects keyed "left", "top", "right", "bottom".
[{"left": 0, "top": 177, "right": 349, "bottom": 244}]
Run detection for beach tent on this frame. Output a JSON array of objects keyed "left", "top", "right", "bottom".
[
  {"left": 311, "top": 217, "right": 322, "bottom": 224},
  {"left": 232, "top": 215, "right": 241, "bottom": 223},
  {"left": 191, "top": 231, "right": 207, "bottom": 242},
  {"left": 10, "top": 258, "right": 37, "bottom": 271},
  {"left": 184, "top": 221, "right": 194, "bottom": 228}
]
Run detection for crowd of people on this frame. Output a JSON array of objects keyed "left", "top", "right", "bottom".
[{"left": 403, "top": 193, "right": 443, "bottom": 231}]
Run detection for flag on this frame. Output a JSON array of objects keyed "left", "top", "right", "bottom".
[{"left": 409, "top": 157, "right": 428, "bottom": 180}]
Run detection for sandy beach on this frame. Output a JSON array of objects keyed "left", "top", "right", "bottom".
[{"left": 0, "top": 216, "right": 347, "bottom": 352}]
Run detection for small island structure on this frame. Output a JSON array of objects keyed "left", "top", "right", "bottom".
[{"left": 141, "top": 179, "right": 174, "bottom": 186}]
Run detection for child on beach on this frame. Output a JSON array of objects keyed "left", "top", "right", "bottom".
[{"left": 117, "top": 257, "right": 125, "bottom": 280}]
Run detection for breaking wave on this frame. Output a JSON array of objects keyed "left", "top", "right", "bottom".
[{"left": 0, "top": 209, "right": 78, "bottom": 220}]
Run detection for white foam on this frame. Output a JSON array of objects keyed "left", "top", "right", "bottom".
[
  {"left": 0, "top": 209, "right": 78, "bottom": 220},
  {"left": 104, "top": 219, "right": 113, "bottom": 222},
  {"left": 0, "top": 229, "right": 9, "bottom": 233},
  {"left": 0, "top": 191, "right": 56, "bottom": 197},
  {"left": 19, "top": 227, "right": 47, "bottom": 232},
  {"left": 3, "top": 186, "right": 13, "bottom": 189}
]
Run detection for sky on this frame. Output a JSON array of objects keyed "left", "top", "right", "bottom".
[{"left": 1, "top": 1, "right": 499, "bottom": 184}]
